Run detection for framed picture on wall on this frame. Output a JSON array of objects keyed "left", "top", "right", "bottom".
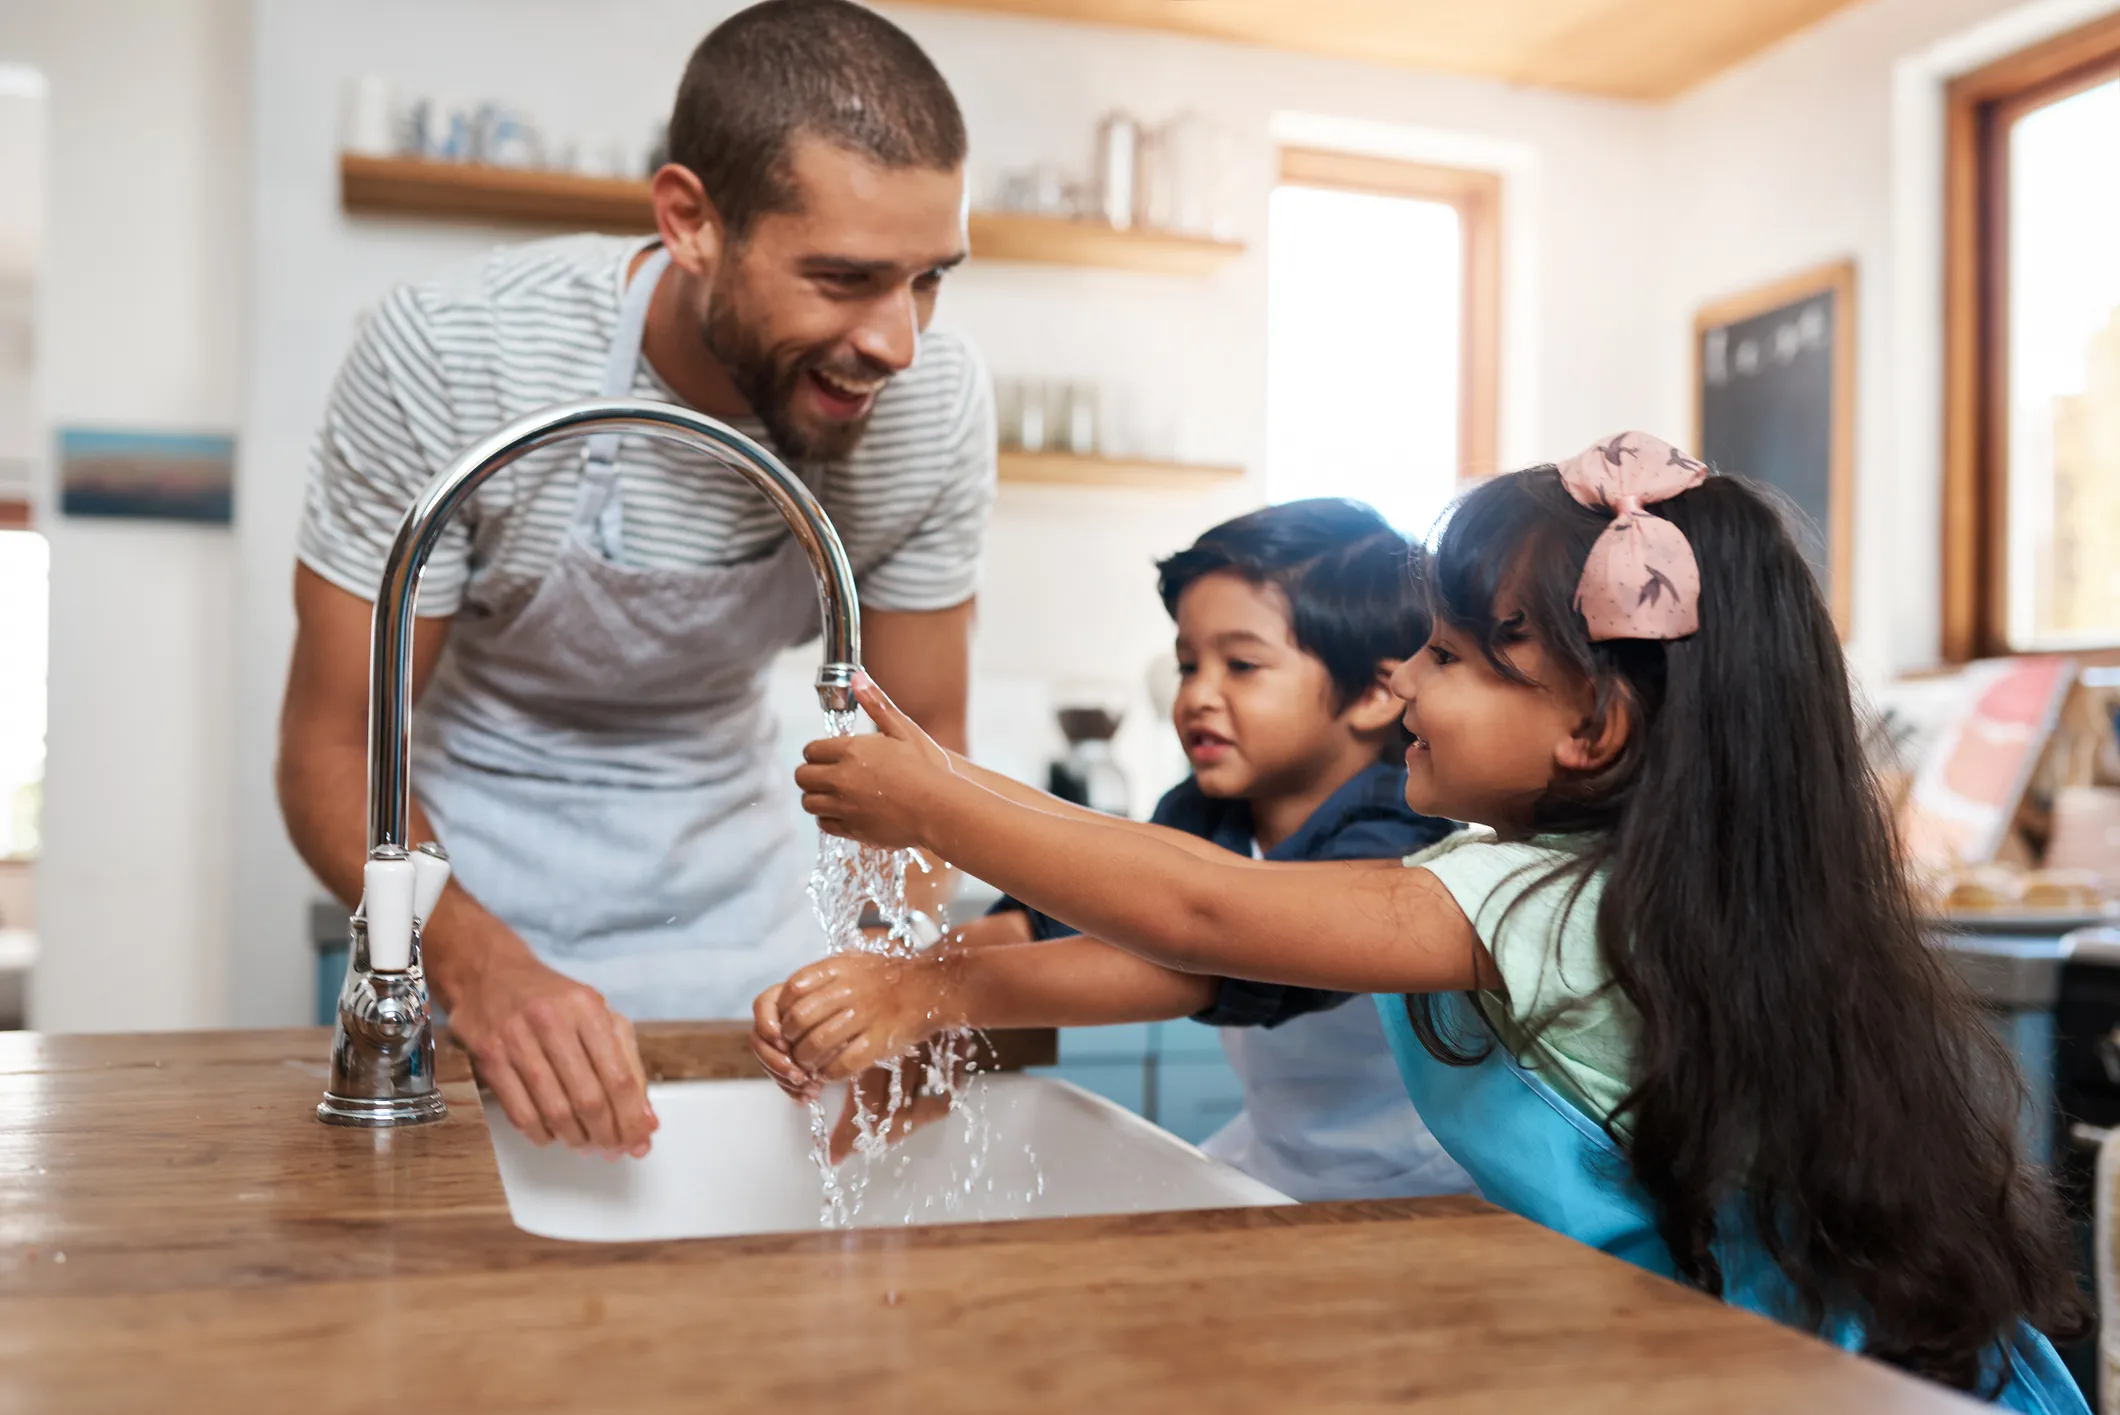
[
  {"left": 1692, "top": 259, "right": 1856, "bottom": 635},
  {"left": 57, "top": 427, "right": 235, "bottom": 525}
]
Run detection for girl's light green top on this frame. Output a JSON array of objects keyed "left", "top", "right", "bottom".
[{"left": 1409, "top": 827, "right": 1637, "bottom": 1128}]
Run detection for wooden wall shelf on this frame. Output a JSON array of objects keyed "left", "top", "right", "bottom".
[
  {"left": 338, "top": 154, "right": 1245, "bottom": 275},
  {"left": 340, "top": 152, "right": 649, "bottom": 230},
  {"left": 968, "top": 210, "right": 1244, "bottom": 275},
  {"left": 998, "top": 449, "right": 1243, "bottom": 489}
]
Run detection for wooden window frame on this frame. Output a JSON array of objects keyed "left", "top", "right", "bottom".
[
  {"left": 1276, "top": 147, "right": 1502, "bottom": 480},
  {"left": 1943, "top": 12, "right": 2120, "bottom": 662}
]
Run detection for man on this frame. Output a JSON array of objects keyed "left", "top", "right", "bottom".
[{"left": 277, "top": 0, "right": 988, "bottom": 1160}]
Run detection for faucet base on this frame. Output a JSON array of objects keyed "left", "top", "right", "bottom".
[
  {"left": 316, "top": 1090, "right": 448, "bottom": 1127},
  {"left": 318, "top": 918, "right": 445, "bottom": 1129}
]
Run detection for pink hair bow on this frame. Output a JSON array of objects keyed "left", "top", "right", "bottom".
[{"left": 1556, "top": 431, "right": 1709, "bottom": 642}]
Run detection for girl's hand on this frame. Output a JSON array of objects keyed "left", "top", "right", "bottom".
[
  {"left": 775, "top": 950, "right": 958, "bottom": 1082},
  {"left": 748, "top": 982, "right": 820, "bottom": 1100},
  {"left": 796, "top": 674, "right": 956, "bottom": 851}
]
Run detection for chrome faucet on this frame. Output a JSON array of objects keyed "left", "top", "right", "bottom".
[{"left": 317, "top": 398, "right": 863, "bottom": 1127}]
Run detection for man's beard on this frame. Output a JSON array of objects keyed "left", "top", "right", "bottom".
[{"left": 702, "top": 286, "right": 888, "bottom": 464}]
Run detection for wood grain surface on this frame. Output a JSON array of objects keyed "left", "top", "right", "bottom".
[{"left": 0, "top": 1028, "right": 1977, "bottom": 1412}]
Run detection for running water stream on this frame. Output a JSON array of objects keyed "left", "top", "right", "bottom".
[{"left": 802, "top": 709, "right": 1025, "bottom": 1227}]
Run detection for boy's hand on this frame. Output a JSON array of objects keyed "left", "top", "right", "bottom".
[
  {"left": 776, "top": 950, "right": 959, "bottom": 1082},
  {"left": 825, "top": 1059, "right": 957, "bottom": 1163},
  {"left": 749, "top": 981, "right": 821, "bottom": 1100},
  {"left": 796, "top": 673, "right": 956, "bottom": 851}
]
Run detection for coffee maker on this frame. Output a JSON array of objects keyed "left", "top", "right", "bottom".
[{"left": 1048, "top": 705, "right": 1129, "bottom": 816}]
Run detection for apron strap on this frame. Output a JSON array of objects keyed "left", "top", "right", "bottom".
[{"left": 576, "top": 245, "right": 672, "bottom": 560}]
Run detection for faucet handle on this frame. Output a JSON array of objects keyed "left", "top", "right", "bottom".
[
  {"left": 411, "top": 841, "right": 451, "bottom": 926},
  {"left": 364, "top": 847, "right": 417, "bottom": 973}
]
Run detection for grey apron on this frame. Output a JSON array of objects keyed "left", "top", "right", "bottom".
[{"left": 411, "top": 247, "right": 826, "bottom": 1019}]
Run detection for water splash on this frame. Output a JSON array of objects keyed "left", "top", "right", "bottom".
[{"left": 804, "top": 708, "right": 993, "bottom": 1227}]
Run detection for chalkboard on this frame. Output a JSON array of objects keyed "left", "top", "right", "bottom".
[{"left": 1693, "top": 260, "right": 1855, "bottom": 634}]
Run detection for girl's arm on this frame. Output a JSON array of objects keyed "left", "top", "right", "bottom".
[
  {"left": 772, "top": 933, "right": 1217, "bottom": 1080},
  {"left": 797, "top": 677, "right": 1496, "bottom": 997},
  {"left": 940, "top": 749, "right": 1239, "bottom": 864}
]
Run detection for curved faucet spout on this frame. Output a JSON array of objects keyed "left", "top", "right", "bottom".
[
  {"left": 365, "top": 397, "right": 863, "bottom": 855},
  {"left": 322, "top": 396, "right": 860, "bottom": 1127}
]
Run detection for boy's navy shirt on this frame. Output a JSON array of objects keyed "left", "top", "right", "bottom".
[{"left": 990, "top": 762, "right": 1456, "bottom": 1028}]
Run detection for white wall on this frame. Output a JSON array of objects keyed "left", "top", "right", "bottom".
[
  {"left": 234, "top": 0, "right": 1665, "bottom": 1025},
  {"left": 0, "top": 1, "right": 248, "bottom": 1032},
  {"left": 1649, "top": 0, "right": 2120, "bottom": 682}
]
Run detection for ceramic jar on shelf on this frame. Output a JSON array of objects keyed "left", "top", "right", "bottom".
[{"left": 997, "top": 379, "right": 1100, "bottom": 457}]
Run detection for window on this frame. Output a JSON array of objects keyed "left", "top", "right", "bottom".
[
  {"left": 0, "top": 528, "right": 44, "bottom": 859},
  {"left": 1267, "top": 149, "right": 1499, "bottom": 538},
  {"left": 1945, "top": 13, "right": 2120, "bottom": 658},
  {"left": 0, "top": 66, "right": 37, "bottom": 858}
]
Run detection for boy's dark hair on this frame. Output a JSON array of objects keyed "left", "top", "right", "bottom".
[
  {"left": 1155, "top": 498, "right": 1425, "bottom": 714},
  {"left": 668, "top": 0, "right": 967, "bottom": 242},
  {"left": 1417, "top": 467, "right": 2090, "bottom": 1393}
]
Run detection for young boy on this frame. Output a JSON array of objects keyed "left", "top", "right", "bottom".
[{"left": 753, "top": 499, "right": 1472, "bottom": 1201}]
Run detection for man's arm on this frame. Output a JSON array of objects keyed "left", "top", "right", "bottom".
[
  {"left": 277, "top": 566, "right": 656, "bottom": 1155},
  {"left": 859, "top": 599, "right": 973, "bottom": 916},
  {"left": 861, "top": 600, "right": 971, "bottom": 755}
]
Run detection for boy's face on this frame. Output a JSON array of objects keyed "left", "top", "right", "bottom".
[{"left": 1172, "top": 572, "right": 1357, "bottom": 802}]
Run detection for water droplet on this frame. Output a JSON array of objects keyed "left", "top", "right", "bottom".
[{"left": 797, "top": 710, "right": 1036, "bottom": 1228}]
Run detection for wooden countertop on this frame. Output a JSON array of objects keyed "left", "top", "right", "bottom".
[{"left": 0, "top": 1026, "right": 1978, "bottom": 1412}]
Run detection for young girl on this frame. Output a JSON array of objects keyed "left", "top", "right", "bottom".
[{"left": 775, "top": 433, "right": 2090, "bottom": 1407}]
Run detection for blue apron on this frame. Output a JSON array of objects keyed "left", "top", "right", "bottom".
[{"left": 1373, "top": 991, "right": 2086, "bottom": 1412}]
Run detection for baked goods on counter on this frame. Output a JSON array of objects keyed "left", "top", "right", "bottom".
[{"left": 1928, "top": 862, "right": 2114, "bottom": 918}]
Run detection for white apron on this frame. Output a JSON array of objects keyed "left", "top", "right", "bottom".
[
  {"left": 411, "top": 247, "right": 827, "bottom": 1019},
  {"left": 1200, "top": 993, "right": 1479, "bottom": 1201},
  {"left": 1195, "top": 837, "right": 1476, "bottom": 1201}
]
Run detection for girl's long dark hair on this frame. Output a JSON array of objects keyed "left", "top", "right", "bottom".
[{"left": 1420, "top": 468, "right": 2088, "bottom": 1391}]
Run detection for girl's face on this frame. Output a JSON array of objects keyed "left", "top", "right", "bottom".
[{"left": 1387, "top": 611, "right": 1602, "bottom": 833}]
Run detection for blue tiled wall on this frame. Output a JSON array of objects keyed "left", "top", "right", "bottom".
[{"left": 1027, "top": 1019, "right": 1245, "bottom": 1145}]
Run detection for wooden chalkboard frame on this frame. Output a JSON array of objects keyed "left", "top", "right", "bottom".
[{"left": 1692, "top": 259, "right": 1857, "bottom": 636}]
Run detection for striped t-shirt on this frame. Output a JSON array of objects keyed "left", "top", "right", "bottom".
[{"left": 296, "top": 234, "right": 995, "bottom": 619}]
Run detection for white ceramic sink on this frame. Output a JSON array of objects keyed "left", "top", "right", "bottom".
[{"left": 483, "top": 1073, "right": 1291, "bottom": 1242}]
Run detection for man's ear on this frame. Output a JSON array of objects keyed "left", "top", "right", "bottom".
[
  {"left": 651, "top": 164, "right": 724, "bottom": 277},
  {"left": 1554, "top": 692, "right": 1632, "bottom": 773},
  {"left": 1343, "top": 667, "right": 1406, "bottom": 736}
]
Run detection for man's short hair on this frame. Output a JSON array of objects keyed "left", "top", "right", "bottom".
[
  {"left": 668, "top": 0, "right": 968, "bottom": 240},
  {"left": 1157, "top": 499, "right": 1427, "bottom": 714}
]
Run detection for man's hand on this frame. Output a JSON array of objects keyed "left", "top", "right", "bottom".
[{"left": 443, "top": 934, "right": 658, "bottom": 1157}]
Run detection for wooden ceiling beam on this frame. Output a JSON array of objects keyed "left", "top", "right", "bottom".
[{"left": 898, "top": 0, "right": 1869, "bottom": 101}]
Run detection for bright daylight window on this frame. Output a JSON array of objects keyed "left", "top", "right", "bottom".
[
  {"left": 1267, "top": 149, "right": 1498, "bottom": 540},
  {"left": 0, "top": 530, "right": 45, "bottom": 859},
  {"left": 1945, "top": 18, "right": 2120, "bottom": 659},
  {"left": 2003, "top": 78, "right": 2120, "bottom": 649}
]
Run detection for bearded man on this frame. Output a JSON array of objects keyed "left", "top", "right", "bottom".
[{"left": 277, "top": 0, "right": 989, "bottom": 1157}]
